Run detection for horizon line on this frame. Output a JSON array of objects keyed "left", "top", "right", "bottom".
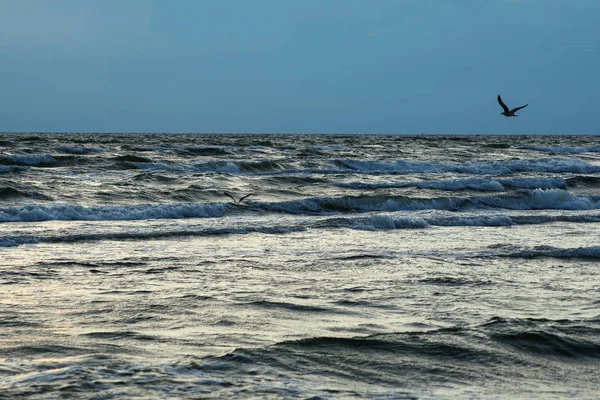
[{"left": 1, "top": 131, "right": 599, "bottom": 136}]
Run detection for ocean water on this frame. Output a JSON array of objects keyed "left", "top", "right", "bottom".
[{"left": 1, "top": 133, "right": 600, "bottom": 399}]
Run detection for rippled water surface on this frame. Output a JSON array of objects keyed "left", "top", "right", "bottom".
[{"left": 1, "top": 133, "right": 600, "bottom": 399}]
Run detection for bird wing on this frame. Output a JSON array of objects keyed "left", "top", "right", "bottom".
[
  {"left": 497, "top": 95, "right": 510, "bottom": 113},
  {"left": 238, "top": 193, "right": 254, "bottom": 202},
  {"left": 510, "top": 104, "right": 528, "bottom": 113},
  {"left": 223, "top": 192, "right": 238, "bottom": 203}
]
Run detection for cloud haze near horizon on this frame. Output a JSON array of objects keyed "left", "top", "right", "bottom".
[{"left": 1, "top": 0, "right": 599, "bottom": 134}]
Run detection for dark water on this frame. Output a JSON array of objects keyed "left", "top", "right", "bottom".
[{"left": 1, "top": 133, "right": 600, "bottom": 399}]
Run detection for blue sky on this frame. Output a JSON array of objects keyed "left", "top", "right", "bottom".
[{"left": 0, "top": 0, "right": 599, "bottom": 134}]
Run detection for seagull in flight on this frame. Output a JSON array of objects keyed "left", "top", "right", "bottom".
[
  {"left": 497, "top": 95, "right": 528, "bottom": 117},
  {"left": 224, "top": 192, "right": 254, "bottom": 203}
]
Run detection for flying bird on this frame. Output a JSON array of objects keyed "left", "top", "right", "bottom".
[
  {"left": 497, "top": 95, "right": 528, "bottom": 117},
  {"left": 224, "top": 192, "right": 254, "bottom": 203}
]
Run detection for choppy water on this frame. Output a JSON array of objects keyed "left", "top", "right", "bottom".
[{"left": 1, "top": 133, "right": 600, "bottom": 399}]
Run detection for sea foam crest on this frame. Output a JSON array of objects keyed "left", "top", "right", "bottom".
[
  {"left": 0, "top": 202, "right": 227, "bottom": 223},
  {"left": 337, "top": 157, "right": 600, "bottom": 175},
  {"left": 338, "top": 177, "right": 505, "bottom": 191},
  {"left": 476, "top": 189, "right": 599, "bottom": 210},
  {"left": 258, "top": 189, "right": 600, "bottom": 215},
  {"left": 0, "top": 154, "right": 56, "bottom": 166},
  {"left": 338, "top": 176, "right": 567, "bottom": 192}
]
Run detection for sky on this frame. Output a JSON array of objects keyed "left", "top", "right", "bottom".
[{"left": 0, "top": 0, "right": 599, "bottom": 134}]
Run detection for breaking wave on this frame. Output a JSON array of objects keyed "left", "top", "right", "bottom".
[
  {"left": 337, "top": 177, "right": 567, "bottom": 192},
  {"left": 0, "top": 154, "right": 56, "bottom": 166},
  {"left": 335, "top": 157, "right": 600, "bottom": 175},
  {"left": 0, "top": 202, "right": 227, "bottom": 223},
  {"left": 257, "top": 189, "right": 600, "bottom": 215},
  {"left": 4, "top": 211, "right": 600, "bottom": 247},
  {"left": 2, "top": 189, "right": 598, "bottom": 224}
]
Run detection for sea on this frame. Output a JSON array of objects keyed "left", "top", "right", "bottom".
[{"left": 1, "top": 133, "right": 600, "bottom": 399}]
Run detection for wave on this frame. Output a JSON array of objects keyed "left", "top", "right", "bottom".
[
  {"left": 261, "top": 176, "right": 327, "bottom": 185},
  {"left": 500, "top": 176, "right": 567, "bottom": 189},
  {"left": 2, "top": 189, "right": 596, "bottom": 224},
  {"left": 245, "top": 300, "right": 334, "bottom": 313},
  {"left": 190, "top": 316, "right": 600, "bottom": 395},
  {"left": 521, "top": 145, "right": 600, "bottom": 154},
  {"left": 1, "top": 190, "right": 598, "bottom": 226},
  {"left": 113, "top": 155, "right": 154, "bottom": 163},
  {"left": 4, "top": 210, "right": 600, "bottom": 247},
  {"left": 123, "top": 161, "right": 240, "bottom": 173},
  {"left": 315, "top": 215, "right": 431, "bottom": 230},
  {"left": 0, "top": 187, "right": 51, "bottom": 201},
  {"left": 311, "top": 145, "right": 344, "bottom": 151},
  {"left": 0, "top": 154, "right": 56, "bottom": 166},
  {"left": 126, "top": 145, "right": 233, "bottom": 156},
  {"left": 0, "top": 225, "right": 307, "bottom": 247},
  {"left": 122, "top": 160, "right": 294, "bottom": 174},
  {"left": 257, "top": 189, "right": 600, "bottom": 215},
  {"left": 337, "top": 176, "right": 567, "bottom": 192},
  {"left": 178, "top": 146, "right": 232, "bottom": 156},
  {"left": 0, "top": 166, "right": 27, "bottom": 174},
  {"left": 566, "top": 175, "right": 600, "bottom": 188},
  {"left": 235, "top": 160, "right": 291, "bottom": 173},
  {"left": 483, "top": 316, "right": 600, "bottom": 358},
  {"left": 124, "top": 162, "right": 192, "bottom": 172},
  {"left": 316, "top": 211, "right": 600, "bottom": 231},
  {"left": 335, "top": 157, "right": 600, "bottom": 175},
  {"left": 104, "top": 155, "right": 600, "bottom": 177},
  {"left": 0, "top": 202, "right": 227, "bottom": 223},
  {"left": 501, "top": 245, "right": 600, "bottom": 260},
  {"left": 0, "top": 236, "right": 40, "bottom": 247},
  {"left": 271, "top": 317, "right": 600, "bottom": 360},
  {"left": 56, "top": 146, "right": 106, "bottom": 154}
]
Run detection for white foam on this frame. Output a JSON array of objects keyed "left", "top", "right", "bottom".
[
  {"left": 259, "top": 190, "right": 600, "bottom": 215},
  {"left": 0, "top": 202, "right": 227, "bottom": 223},
  {"left": 477, "top": 189, "right": 598, "bottom": 211},
  {"left": 0, "top": 154, "right": 55, "bottom": 166},
  {"left": 339, "top": 176, "right": 568, "bottom": 192},
  {"left": 339, "top": 177, "right": 505, "bottom": 191},
  {"left": 336, "top": 157, "right": 600, "bottom": 175}
]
